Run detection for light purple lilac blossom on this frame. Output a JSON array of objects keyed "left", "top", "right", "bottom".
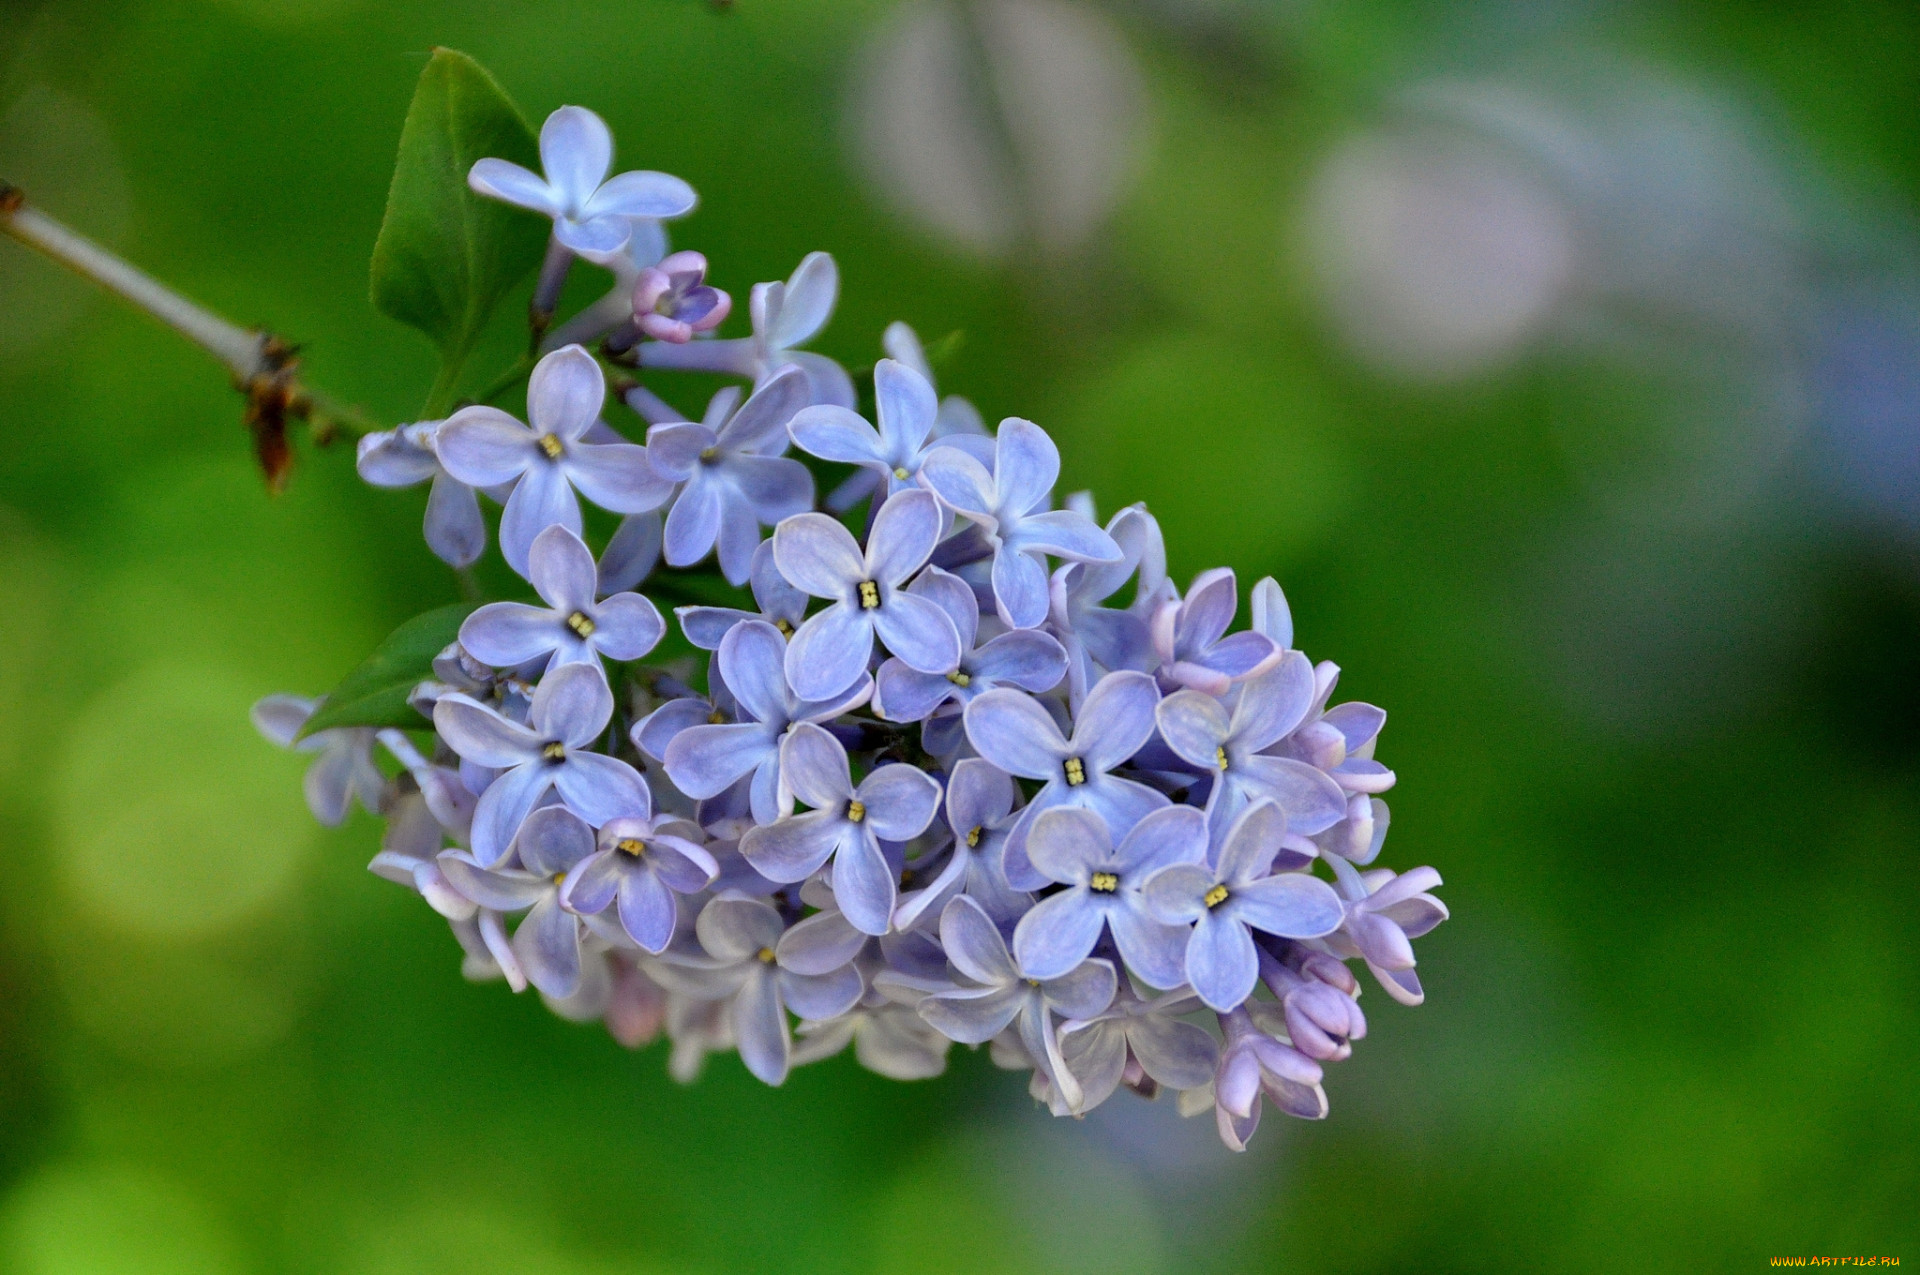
[{"left": 259, "top": 100, "right": 1444, "bottom": 1153}]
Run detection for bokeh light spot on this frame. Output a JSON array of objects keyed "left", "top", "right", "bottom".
[
  {"left": 54, "top": 658, "right": 317, "bottom": 939},
  {"left": 0, "top": 1163, "right": 243, "bottom": 1275}
]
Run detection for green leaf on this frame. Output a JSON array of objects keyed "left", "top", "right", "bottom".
[
  {"left": 370, "top": 49, "right": 546, "bottom": 411},
  {"left": 299, "top": 602, "right": 479, "bottom": 737}
]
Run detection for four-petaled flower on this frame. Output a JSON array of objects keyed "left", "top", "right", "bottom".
[
  {"left": 1011, "top": 804, "right": 1207, "bottom": 988},
  {"left": 919, "top": 418, "right": 1122, "bottom": 629},
  {"left": 251, "top": 695, "right": 383, "bottom": 827},
  {"left": 1147, "top": 567, "right": 1283, "bottom": 696},
  {"left": 1153, "top": 651, "right": 1348, "bottom": 839},
  {"left": 436, "top": 345, "right": 674, "bottom": 578},
  {"left": 662, "top": 619, "right": 873, "bottom": 823},
  {"left": 773, "top": 488, "right": 962, "bottom": 702},
  {"left": 962, "top": 672, "right": 1169, "bottom": 890},
  {"left": 355, "top": 421, "right": 486, "bottom": 568},
  {"left": 561, "top": 813, "right": 719, "bottom": 953},
  {"left": 789, "top": 358, "right": 992, "bottom": 510},
  {"left": 917, "top": 895, "right": 1117, "bottom": 1113},
  {"left": 1141, "top": 800, "right": 1345, "bottom": 1012},
  {"left": 437, "top": 804, "right": 600, "bottom": 1000},
  {"left": 459, "top": 524, "right": 664, "bottom": 674},
  {"left": 872, "top": 565, "right": 1068, "bottom": 731},
  {"left": 739, "top": 723, "right": 942, "bottom": 936},
  {"left": 433, "top": 661, "right": 650, "bottom": 866},
  {"left": 647, "top": 367, "right": 814, "bottom": 586},
  {"left": 662, "top": 892, "right": 865, "bottom": 1086},
  {"left": 892, "top": 757, "right": 1031, "bottom": 932},
  {"left": 468, "top": 105, "right": 696, "bottom": 258}
]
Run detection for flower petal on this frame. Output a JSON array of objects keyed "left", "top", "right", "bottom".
[
  {"left": 740, "top": 810, "right": 845, "bottom": 884},
  {"left": 514, "top": 804, "right": 596, "bottom": 877},
  {"left": 1155, "top": 689, "right": 1231, "bottom": 770},
  {"left": 781, "top": 965, "right": 864, "bottom": 1021},
  {"left": 733, "top": 967, "right": 791, "bottom": 1085},
  {"left": 598, "top": 510, "right": 661, "bottom": 593},
  {"left": 832, "top": 828, "right": 897, "bottom": 936},
  {"left": 435, "top": 407, "right": 534, "bottom": 488},
  {"left": 662, "top": 471, "right": 723, "bottom": 568},
  {"left": 499, "top": 464, "right": 581, "bottom": 579},
  {"left": 777, "top": 722, "right": 854, "bottom": 809},
  {"left": 767, "top": 251, "right": 837, "bottom": 349},
  {"left": 1232, "top": 873, "right": 1345, "bottom": 939},
  {"left": 866, "top": 489, "right": 944, "bottom": 586},
  {"left": 1009, "top": 509, "right": 1121, "bottom": 563},
  {"left": 1186, "top": 913, "right": 1255, "bottom": 1011},
  {"left": 1234, "top": 755, "right": 1348, "bottom": 834},
  {"left": 1012, "top": 888, "right": 1105, "bottom": 980},
  {"left": 871, "top": 591, "right": 962, "bottom": 675},
  {"left": 423, "top": 472, "right": 486, "bottom": 568},
  {"left": 664, "top": 722, "right": 774, "bottom": 799},
  {"left": 566, "top": 443, "right": 674, "bottom": 514},
  {"left": 1026, "top": 806, "right": 1107, "bottom": 885},
  {"left": 616, "top": 866, "right": 680, "bottom": 953},
  {"left": 785, "top": 604, "right": 874, "bottom": 703},
  {"left": 467, "top": 158, "right": 560, "bottom": 215},
  {"left": 585, "top": 169, "right": 696, "bottom": 219},
  {"left": 590, "top": 592, "right": 664, "bottom": 661},
  {"left": 938, "top": 895, "right": 1018, "bottom": 986},
  {"left": 527, "top": 344, "right": 605, "bottom": 442},
  {"left": 772, "top": 511, "right": 864, "bottom": 599},
  {"left": 1109, "top": 900, "right": 1195, "bottom": 990},
  {"left": 538, "top": 105, "right": 613, "bottom": 209},
  {"left": 963, "top": 689, "right": 1067, "bottom": 779},
  {"left": 990, "top": 543, "right": 1050, "bottom": 630},
  {"left": 918, "top": 446, "right": 997, "bottom": 523},
  {"left": 530, "top": 661, "right": 614, "bottom": 746},
  {"left": 789, "top": 404, "right": 884, "bottom": 465},
  {"left": 873, "top": 358, "right": 937, "bottom": 458},
  {"left": 856, "top": 763, "right": 942, "bottom": 842},
  {"left": 919, "top": 985, "right": 1023, "bottom": 1045},
  {"left": 513, "top": 893, "right": 582, "bottom": 999},
  {"left": 554, "top": 752, "right": 651, "bottom": 825},
  {"left": 433, "top": 695, "right": 540, "bottom": 769},
  {"left": 1072, "top": 671, "right": 1162, "bottom": 773}
]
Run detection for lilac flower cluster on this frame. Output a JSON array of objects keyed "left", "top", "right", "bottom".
[{"left": 265, "top": 105, "right": 1445, "bottom": 1148}]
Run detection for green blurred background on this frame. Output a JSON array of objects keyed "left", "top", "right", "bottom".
[{"left": 2, "top": 0, "right": 1917, "bottom": 1270}]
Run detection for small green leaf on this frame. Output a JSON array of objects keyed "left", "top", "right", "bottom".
[
  {"left": 370, "top": 49, "right": 546, "bottom": 409},
  {"left": 299, "top": 602, "right": 479, "bottom": 737}
]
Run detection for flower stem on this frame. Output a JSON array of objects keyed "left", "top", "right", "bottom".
[
  {"left": 0, "top": 180, "right": 385, "bottom": 466},
  {"left": 2, "top": 179, "right": 266, "bottom": 381}
]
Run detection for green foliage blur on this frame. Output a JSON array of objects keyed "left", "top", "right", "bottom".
[{"left": 2, "top": 1, "right": 1916, "bottom": 1271}]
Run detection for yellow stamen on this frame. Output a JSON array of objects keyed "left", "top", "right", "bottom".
[
  {"left": 965, "top": 825, "right": 983, "bottom": 849},
  {"left": 541, "top": 741, "right": 566, "bottom": 762},
  {"left": 846, "top": 799, "right": 867, "bottom": 823},
  {"left": 699, "top": 446, "right": 719, "bottom": 462},
  {"left": 1215, "top": 746, "right": 1228, "bottom": 771},
  {"left": 616, "top": 838, "right": 646, "bottom": 857},
  {"left": 1063, "top": 757, "right": 1086, "bottom": 786},
  {"left": 708, "top": 710, "right": 728, "bottom": 725},
  {"left": 1204, "top": 884, "right": 1230, "bottom": 909},
  {"left": 946, "top": 670, "right": 971, "bottom": 687},
  {"left": 553, "top": 872, "right": 568, "bottom": 886},
  {"left": 566, "top": 610, "right": 596, "bottom": 638},
  {"left": 892, "top": 466, "right": 910, "bottom": 480},
  {"left": 1090, "top": 871, "right": 1119, "bottom": 893},
  {"left": 756, "top": 947, "right": 777, "bottom": 964},
  {"left": 857, "top": 580, "right": 881, "bottom": 609},
  {"left": 537, "top": 433, "right": 564, "bottom": 459},
  {"left": 774, "top": 617, "right": 793, "bottom": 636}
]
